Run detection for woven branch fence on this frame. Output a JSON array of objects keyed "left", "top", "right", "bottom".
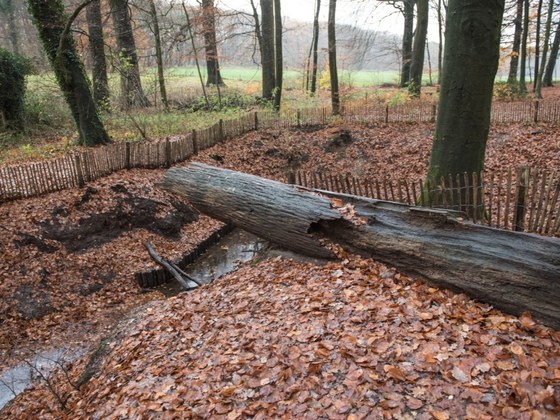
[
  {"left": 289, "top": 167, "right": 560, "bottom": 237},
  {"left": 1, "top": 100, "right": 559, "bottom": 203}
]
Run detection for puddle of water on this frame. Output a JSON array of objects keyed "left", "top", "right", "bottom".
[
  {"left": 0, "top": 347, "right": 85, "bottom": 410},
  {"left": 157, "top": 229, "right": 266, "bottom": 296}
]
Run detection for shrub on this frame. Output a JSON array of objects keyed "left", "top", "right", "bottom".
[
  {"left": 494, "top": 81, "right": 525, "bottom": 100},
  {"left": 0, "top": 49, "right": 33, "bottom": 131}
]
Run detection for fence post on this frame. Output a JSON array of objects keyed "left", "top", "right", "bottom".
[
  {"left": 297, "top": 110, "right": 301, "bottom": 128},
  {"left": 431, "top": 104, "right": 437, "bottom": 123},
  {"left": 165, "top": 138, "right": 172, "bottom": 168},
  {"left": 219, "top": 119, "right": 224, "bottom": 142},
  {"left": 287, "top": 171, "right": 295, "bottom": 184},
  {"left": 534, "top": 100, "right": 540, "bottom": 123},
  {"left": 254, "top": 111, "right": 258, "bottom": 130},
  {"left": 513, "top": 166, "right": 530, "bottom": 231},
  {"left": 385, "top": 105, "right": 389, "bottom": 123},
  {"left": 125, "top": 142, "right": 131, "bottom": 169},
  {"left": 74, "top": 154, "right": 84, "bottom": 188},
  {"left": 192, "top": 129, "right": 198, "bottom": 154}
]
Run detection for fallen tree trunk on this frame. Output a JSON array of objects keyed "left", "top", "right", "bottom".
[{"left": 160, "top": 163, "right": 560, "bottom": 329}]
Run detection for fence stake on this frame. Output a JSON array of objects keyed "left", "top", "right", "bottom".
[
  {"left": 472, "top": 172, "right": 478, "bottom": 224},
  {"left": 528, "top": 167, "right": 540, "bottom": 228},
  {"left": 431, "top": 104, "right": 437, "bottom": 123},
  {"left": 192, "top": 129, "right": 198, "bottom": 154},
  {"left": 385, "top": 105, "right": 389, "bottom": 123},
  {"left": 165, "top": 138, "right": 172, "bottom": 168},
  {"left": 254, "top": 112, "right": 258, "bottom": 130},
  {"left": 534, "top": 100, "right": 540, "bottom": 123},
  {"left": 456, "top": 173, "right": 462, "bottom": 214},
  {"left": 513, "top": 166, "right": 529, "bottom": 231},
  {"left": 532, "top": 170, "right": 548, "bottom": 231},
  {"left": 75, "top": 154, "right": 85, "bottom": 188},
  {"left": 488, "top": 171, "right": 494, "bottom": 226},
  {"left": 544, "top": 174, "right": 560, "bottom": 233}
]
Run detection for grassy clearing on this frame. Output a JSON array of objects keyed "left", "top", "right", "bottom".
[{"left": 0, "top": 65, "right": 432, "bottom": 163}]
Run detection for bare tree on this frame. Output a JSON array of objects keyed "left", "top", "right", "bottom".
[
  {"left": 201, "top": 0, "right": 224, "bottom": 86},
  {"left": 328, "top": 0, "right": 340, "bottom": 115},
  {"left": 86, "top": 0, "right": 110, "bottom": 108},
  {"left": 109, "top": 0, "right": 150, "bottom": 109}
]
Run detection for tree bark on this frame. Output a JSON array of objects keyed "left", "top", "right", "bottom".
[
  {"left": 401, "top": 0, "right": 414, "bottom": 87},
  {"left": 109, "top": 0, "right": 150, "bottom": 109},
  {"left": 543, "top": 19, "right": 560, "bottom": 87},
  {"left": 260, "top": 0, "right": 275, "bottom": 100},
  {"left": 535, "top": 0, "right": 554, "bottom": 98},
  {"left": 437, "top": 0, "right": 443, "bottom": 85},
  {"left": 86, "top": 0, "right": 110, "bottom": 109},
  {"left": 428, "top": 0, "right": 505, "bottom": 202},
  {"left": 328, "top": 0, "right": 340, "bottom": 115},
  {"left": 160, "top": 163, "right": 560, "bottom": 330},
  {"left": 201, "top": 0, "right": 224, "bottom": 86},
  {"left": 508, "top": 0, "right": 524, "bottom": 83},
  {"left": 409, "top": 0, "right": 428, "bottom": 97},
  {"left": 534, "top": 0, "right": 544, "bottom": 90},
  {"left": 519, "top": 0, "right": 529, "bottom": 93},
  {"left": 308, "top": 0, "right": 321, "bottom": 95},
  {"left": 0, "top": 0, "right": 19, "bottom": 54},
  {"left": 148, "top": 0, "right": 168, "bottom": 110},
  {"left": 27, "top": 0, "right": 110, "bottom": 146},
  {"left": 272, "top": 0, "right": 282, "bottom": 111}
]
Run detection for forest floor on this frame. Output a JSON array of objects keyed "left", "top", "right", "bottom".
[{"left": 0, "top": 121, "right": 559, "bottom": 418}]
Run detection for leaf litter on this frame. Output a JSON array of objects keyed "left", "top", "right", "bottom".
[{"left": 1, "top": 122, "right": 559, "bottom": 417}]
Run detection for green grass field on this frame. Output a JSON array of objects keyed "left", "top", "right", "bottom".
[{"left": 1, "top": 65, "right": 431, "bottom": 163}]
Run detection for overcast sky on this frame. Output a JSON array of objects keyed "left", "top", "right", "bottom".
[
  {"left": 212, "top": 0, "right": 444, "bottom": 42},
  {"left": 214, "top": 0, "right": 441, "bottom": 42}
]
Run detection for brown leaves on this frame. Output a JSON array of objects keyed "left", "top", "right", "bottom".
[{"left": 15, "top": 254, "right": 552, "bottom": 419}]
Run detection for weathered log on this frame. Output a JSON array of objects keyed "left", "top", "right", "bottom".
[
  {"left": 160, "top": 163, "right": 560, "bottom": 329},
  {"left": 160, "top": 163, "right": 341, "bottom": 259}
]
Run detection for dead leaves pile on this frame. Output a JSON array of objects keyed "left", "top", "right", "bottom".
[
  {"left": 0, "top": 169, "right": 222, "bottom": 366},
  {"left": 8, "top": 255, "right": 555, "bottom": 418},
  {"left": 192, "top": 122, "right": 560, "bottom": 184}
]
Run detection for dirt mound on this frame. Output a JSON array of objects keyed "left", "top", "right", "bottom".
[{"left": 39, "top": 183, "right": 198, "bottom": 252}]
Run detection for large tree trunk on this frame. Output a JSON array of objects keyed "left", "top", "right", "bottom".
[
  {"left": 27, "top": 0, "right": 110, "bottom": 146},
  {"left": 328, "top": 0, "right": 339, "bottom": 115},
  {"left": 109, "top": 0, "right": 150, "bottom": 109},
  {"left": 86, "top": 0, "right": 110, "bottom": 109},
  {"left": 507, "top": 0, "right": 524, "bottom": 83},
  {"left": 543, "top": 20, "right": 560, "bottom": 87},
  {"left": 400, "top": 0, "right": 414, "bottom": 88},
  {"left": 160, "top": 163, "right": 560, "bottom": 330},
  {"left": 428, "top": 0, "right": 505, "bottom": 201},
  {"left": 408, "top": 0, "right": 428, "bottom": 97},
  {"left": 201, "top": 0, "right": 224, "bottom": 86},
  {"left": 272, "top": 0, "right": 282, "bottom": 111},
  {"left": 260, "top": 0, "right": 275, "bottom": 100}
]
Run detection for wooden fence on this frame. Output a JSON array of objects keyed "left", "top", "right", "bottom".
[
  {"left": 289, "top": 167, "right": 560, "bottom": 237},
  {"left": 1, "top": 100, "right": 559, "bottom": 203}
]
